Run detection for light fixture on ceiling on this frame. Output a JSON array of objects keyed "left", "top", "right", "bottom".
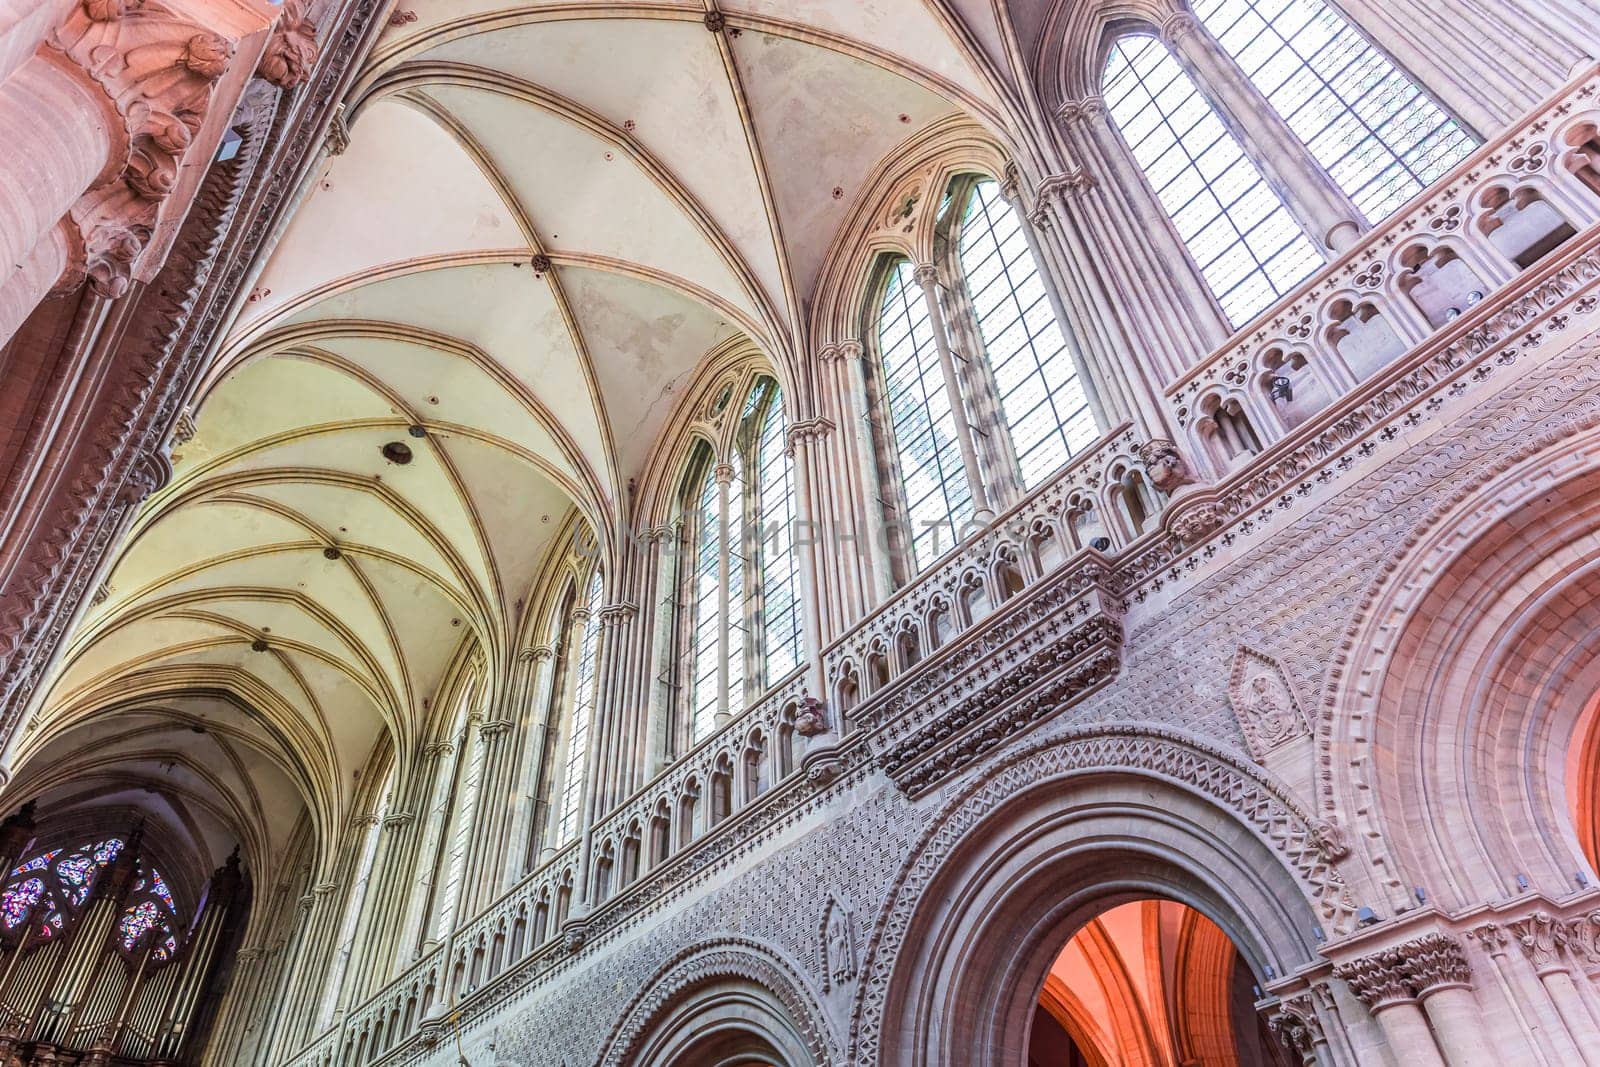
[
  {"left": 250, "top": 638, "right": 269, "bottom": 653},
  {"left": 407, "top": 424, "right": 427, "bottom": 439},
  {"left": 323, "top": 546, "right": 341, "bottom": 560},
  {"left": 381, "top": 441, "right": 413, "bottom": 465}
]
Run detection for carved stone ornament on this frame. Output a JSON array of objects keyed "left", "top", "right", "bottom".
[
  {"left": 1227, "top": 646, "right": 1310, "bottom": 758},
  {"left": 793, "top": 696, "right": 829, "bottom": 737},
  {"left": 1137, "top": 438, "right": 1195, "bottom": 494},
  {"left": 1264, "top": 991, "right": 1322, "bottom": 1059},
  {"left": 1334, "top": 933, "right": 1473, "bottom": 1009},
  {"left": 820, "top": 893, "right": 858, "bottom": 992},
  {"left": 256, "top": 0, "right": 319, "bottom": 89},
  {"left": 50, "top": 0, "right": 239, "bottom": 297},
  {"left": 1510, "top": 912, "right": 1571, "bottom": 975}
]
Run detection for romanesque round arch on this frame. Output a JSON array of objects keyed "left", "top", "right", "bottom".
[
  {"left": 595, "top": 936, "right": 841, "bottom": 1067},
  {"left": 849, "top": 724, "right": 1345, "bottom": 1067},
  {"left": 1320, "top": 408, "right": 1600, "bottom": 911}
]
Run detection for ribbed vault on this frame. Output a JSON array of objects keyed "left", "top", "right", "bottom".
[{"left": 14, "top": 0, "right": 1015, "bottom": 884}]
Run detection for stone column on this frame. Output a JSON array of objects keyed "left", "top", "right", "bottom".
[
  {"left": 1511, "top": 912, "right": 1600, "bottom": 1064},
  {"left": 784, "top": 415, "right": 833, "bottom": 706},
  {"left": 832, "top": 340, "right": 896, "bottom": 603},
  {"left": 1405, "top": 933, "right": 1497, "bottom": 1067},
  {"left": 1334, "top": 948, "right": 1446, "bottom": 1067},
  {"left": 462, "top": 714, "right": 513, "bottom": 912},
  {"left": 1468, "top": 921, "right": 1578, "bottom": 1064},
  {"left": 1161, "top": 11, "right": 1363, "bottom": 252},
  {"left": 914, "top": 263, "right": 992, "bottom": 524}
]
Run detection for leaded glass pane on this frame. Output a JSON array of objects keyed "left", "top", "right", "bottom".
[
  {"left": 878, "top": 259, "right": 974, "bottom": 569},
  {"left": 726, "top": 459, "right": 747, "bottom": 710},
  {"left": 1, "top": 878, "right": 43, "bottom": 929},
  {"left": 689, "top": 462, "right": 720, "bottom": 742},
  {"left": 558, "top": 574, "right": 603, "bottom": 843},
  {"left": 1193, "top": 0, "right": 1477, "bottom": 222},
  {"left": 956, "top": 179, "right": 1096, "bottom": 488},
  {"left": 1104, "top": 34, "right": 1321, "bottom": 324},
  {"left": 754, "top": 384, "right": 802, "bottom": 683}
]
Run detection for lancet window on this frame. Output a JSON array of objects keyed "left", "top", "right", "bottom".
[
  {"left": 1099, "top": 9, "right": 1478, "bottom": 324},
  {"left": 868, "top": 175, "right": 1098, "bottom": 575},
  {"left": 678, "top": 374, "right": 805, "bottom": 744}
]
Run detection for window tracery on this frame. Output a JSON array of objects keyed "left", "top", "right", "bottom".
[
  {"left": 866, "top": 175, "right": 1100, "bottom": 577},
  {"left": 1192, "top": 0, "right": 1477, "bottom": 222},
  {"left": 558, "top": 570, "right": 603, "bottom": 844},
  {"left": 677, "top": 374, "right": 806, "bottom": 744},
  {"left": 0, "top": 837, "right": 181, "bottom": 961},
  {"left": 1103, "top": 34, "right": 1321, "bottom": 324}
]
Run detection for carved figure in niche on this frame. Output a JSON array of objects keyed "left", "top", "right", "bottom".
[
  {"left": 1227, "top": 646, "right": 1310, "bottom": 759},
  {"left": 820, "top": 894, "right": 856, "bottom": 991}
]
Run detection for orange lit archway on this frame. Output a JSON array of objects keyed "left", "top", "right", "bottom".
[{"left": 1031, "top": 900, "right": 1289, "bottom": 1067}]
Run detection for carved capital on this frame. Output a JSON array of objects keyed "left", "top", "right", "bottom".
[
  {"left": 1510, "top": 912, "right": 1571, "bottom": 975},
  {"left": 1264, "top": 991, "right": 1322, "bottom": 1057},
  {"left": 256, "top": 0, "right": 318, "bottom": 89},
  {"left": 1564, "top": 911, "right": 1600, "bottom": 970},
  {"left": 381, "top": 811, "right": 416, "bottom": 831},
  {"left": 911, "top": 263, "right": 940, "bottom": 290},
  {"left": 1056, "top": 96, "right": 1106, "bottom": 127},
  {"left": 529, "top": 643, "right": 557, "bottom": 663},
  {"left": 784, "top": 417, "right": 834, "bottom": 456},
  {"left": 1333, "top": 950, "right": 1414, "bottom": 1011},
  {"left": 598, "top": 602, "right": 637, "bottom": 628},
  {"left": 713, "top": 462, "right": 737, "bottom": 487},
  {"left": 837, "top": 339, "right": 865, "bottom": 363},
  {"left": 423, "top": 740, "right": 455, "bottom": 760},
  {"left": 1467, "top": 922, "right": 1509, "bottom": 956},
  {"left": 478, "top": 718, "right": 514, "bottom": 737},
  {"left": 1160, "top": 11, "right": 1201, "bottom": 45},
  {"left": 1401, "top": 933, "right": 1473, "bottom": 995}
]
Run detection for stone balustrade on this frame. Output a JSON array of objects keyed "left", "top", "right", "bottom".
[{"left": 1166, "top": 67, "right": 1600, "bottom": 477}]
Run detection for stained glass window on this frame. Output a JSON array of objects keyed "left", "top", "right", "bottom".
[
  {"left": 558, "top": 572, "right": 603, "bottom": 844},
  {"left": 118, "top": 900, "right": 161, "bottom": 949},
  {"left": 11, "top": 849, "right": 58, "bottom": 876},
  {"left": 1, "top": 878, "right": 44, "bottom": 929},
  {"left": 688, "top": 457, "right": 721, "bottom": 742},
  {"left": 955, "top": 179, "right": 1097, "bottom": 488},
  {"left": 1103, "top": 34, "right": 1321, "bottom": 324},
  {"left": 149, "top": 870, "right": 175, "bottom": 912},
  {"left": 1192, "top": 0, "right": 1476, "bottom": 223},
  {"left": 878, "top": 259, "right": 974, "bottom": 569},
  {"left": 752, "top": 383, "right": 802, "bottom": 683}
]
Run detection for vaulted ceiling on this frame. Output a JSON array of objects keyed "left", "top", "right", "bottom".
[{"left": 14, "top": 0, "right": 1046, "bottom": 879}]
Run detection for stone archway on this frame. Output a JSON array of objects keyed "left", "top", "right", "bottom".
[
  {"left": 595, "top": 937, "right": 840, "bottom": 1067},
  {"left": 1322, "top": 424, "right": 1600, "bottom": 910},
  {"left": 851, "top": 726, "right": 1342, "bottom": 1067}
]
